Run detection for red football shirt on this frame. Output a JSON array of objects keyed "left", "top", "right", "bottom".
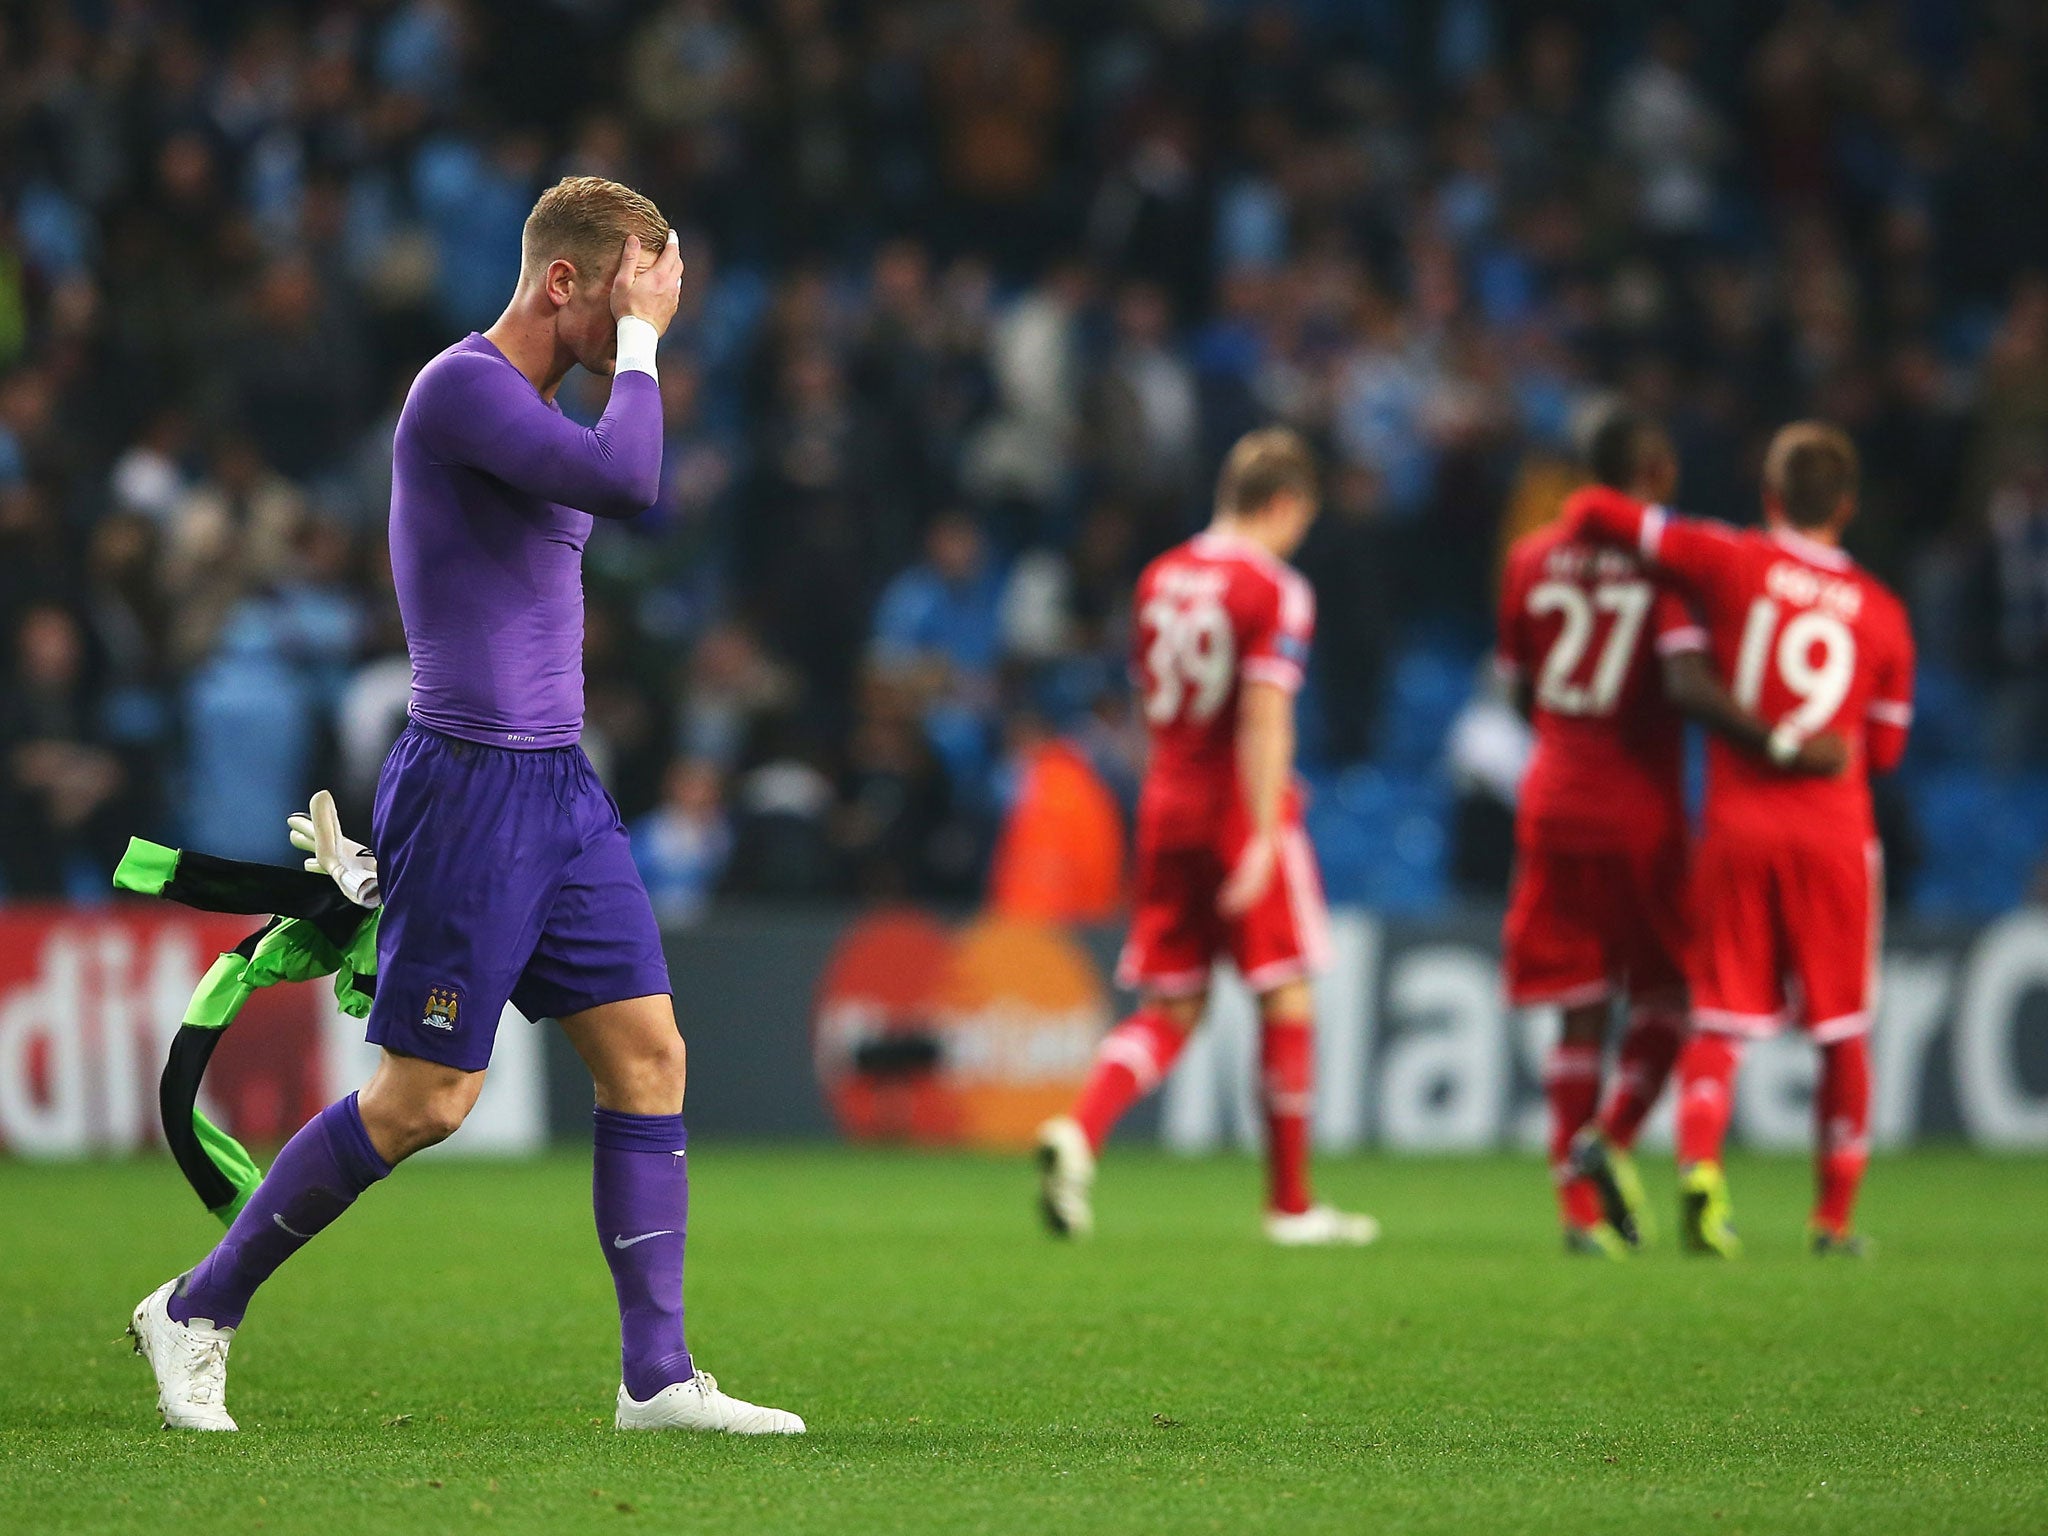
[
  {"left": 1575, "top": 498, "right": 1916, "bottom": 846},
  {"left": 1131, "top": 531, "right": 1314, "bottom": 849},
  {"left": 1496, "top": 520, "right": 1706, "bottom": 852}
]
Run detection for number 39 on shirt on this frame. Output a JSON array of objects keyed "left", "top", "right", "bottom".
[{"left": 1140, "top": 591, "right": 1235, "bottom": 725}]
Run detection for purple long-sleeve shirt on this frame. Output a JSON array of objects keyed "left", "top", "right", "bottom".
[{"left": 389, "top": 333, "right": 662, "bottom": 748}]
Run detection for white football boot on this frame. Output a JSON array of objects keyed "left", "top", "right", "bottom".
[
  {"left": 1034, "top": 1115, "right": 1096, "bottom": 1237},
  {"left": 129, "top": 1278, "right": 237, "bottom": 1431},
  {"left": 615, "top": 1372, "right": 805, "bottom": 1434},
  {"left": 1264, "top": 1205, "right": 1382, "bottom": 1247}
]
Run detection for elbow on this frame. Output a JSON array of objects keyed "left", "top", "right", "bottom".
[
  {"left": 628, "top": 457, "right": 662, "bottom": 513},
  {"left": 594, "top": 464, "right": 662, "bottom": 520}
]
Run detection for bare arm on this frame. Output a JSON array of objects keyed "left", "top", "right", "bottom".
[
  {"left": 1237, "top": 679, "right": 1294, "bottom": 841},
  {"left": 1661, "top": 650, "right": 1848, "bottom": 775},
  {"left": 1218, "top": 679, "right": 1294, "bottom": 915}
]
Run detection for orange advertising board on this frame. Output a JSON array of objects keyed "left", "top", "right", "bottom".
[{"left": 813, "top": 910, "right": 1110, "bottom": 1149}]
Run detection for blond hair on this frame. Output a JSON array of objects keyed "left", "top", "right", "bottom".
[
  {"left": 1764, "top": 420, "right": 1860, "bottom": 529},
  {"left": 1216, "top": 427, "right": 1319, "bottom": 519},
  {"left": 521, "top": 176, "right": 670, "bottom": 284}
]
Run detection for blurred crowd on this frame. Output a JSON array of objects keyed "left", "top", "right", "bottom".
[{"left": 5, "top": 0, "right": 2048, "bottom": 915}]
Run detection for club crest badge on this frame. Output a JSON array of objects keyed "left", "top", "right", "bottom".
[{"left": 423, "top": 986, "right": 461, "bottom": 1032}]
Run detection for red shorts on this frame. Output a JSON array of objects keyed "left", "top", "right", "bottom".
[
  {"left": 1688, "top": 831, "right": 1881, "bottom": 1043},
  {"left": 1117, "top": 822, "right": 1331, "bottom": 996},
  {"left": 1502, "top": 838, "right": 1689, "bottom": 1008}
]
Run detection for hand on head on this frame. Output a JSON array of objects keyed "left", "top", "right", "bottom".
[{"left": 611, "top": 230, "right": 685, "bottom": 337}]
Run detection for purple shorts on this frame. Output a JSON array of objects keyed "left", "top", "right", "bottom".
[{"left": 365, "top": 721, "right": 672, "bottom": 1071}]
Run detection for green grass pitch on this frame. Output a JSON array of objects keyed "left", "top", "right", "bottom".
[{"left": 4, "top": 1147, "right": 2044, "bottom": 1535}]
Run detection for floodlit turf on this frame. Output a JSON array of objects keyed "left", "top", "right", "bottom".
[{"left": 4, "top": 1148, "right": 2044, "bottom": 1536}]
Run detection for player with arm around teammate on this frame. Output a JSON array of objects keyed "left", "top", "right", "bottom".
[
  {"left": 1035, "top": 429, "right": 1377, "bottom": 1247},
  {"left": 129, "top": 178, "right": 802, "bottom": 1434},
  {"left": 1563, "top": 422, "right": 1915, "bottom": 1256},
  {"left": 1497, "top": 411, "right": 1846, "bottom": 1257}
]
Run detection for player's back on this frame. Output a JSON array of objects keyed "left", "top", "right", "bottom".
[
  {"left": 1497, "top": 521, "right": 1697, "bottom": 852},
  {"left": 1132, "top": 532, "right": 1313, "bottom": 848},
  {"left": 1686, "top": 527, "right": 1913, "bottom": 845}
]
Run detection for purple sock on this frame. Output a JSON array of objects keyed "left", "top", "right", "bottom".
[
  {"left": 169, "top": 1092, "right": 390, "bottom": 1329},
  {"left": 593, "top": 1108, "right": 693, "bottom": 1399}
]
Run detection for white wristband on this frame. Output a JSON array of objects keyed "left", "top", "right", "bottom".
[
  {"left": 1767, "top": 722, "right": 1804, "bottom": 767},
  {"left": 615, "top": 316, "right": 659, "bottom": 380}
]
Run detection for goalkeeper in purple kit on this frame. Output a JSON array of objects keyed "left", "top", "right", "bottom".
[{"left": 129, "top": 178, "right": 803, "bottom": 1436}]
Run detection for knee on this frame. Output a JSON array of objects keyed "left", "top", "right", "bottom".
[
  {"left": 647, "top": 1029, "right": 688, "bottom": 1096},
  {"left": 385, "top": 1086, "right": 473, "bottom": 1158},
  {"left": 1259, "top": 979, "right": 1315, "bottom": 1027},
  {"left": 409, "top": 1086, "right": 475, "bottom": 1148},
  {"left": 600, "top": 1028, "right": 687, "bottom": 1114},
  {"left": 360, "top": 1065, "right": 482, "bottom": 1162}
]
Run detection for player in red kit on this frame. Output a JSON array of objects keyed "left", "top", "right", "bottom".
[
  {"left": 1564, "top": 422, "right": 1915, "bottom": 1256},
  {"left": 1036, "top": 429, "right": 1377, "bottom": 1246},
  {"left": 1499, "top": 412, "right": 1845, "bottom": 1257}
]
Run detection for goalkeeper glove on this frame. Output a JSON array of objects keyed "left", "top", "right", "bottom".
[{"left": 288, "top": 789, "right": 381, "bottom": 908}]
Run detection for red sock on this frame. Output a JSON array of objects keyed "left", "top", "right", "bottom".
[
  {"left": 1814, "top": 1034, "right": 1872, "bottom": 1237},
  {"left": 1072, "top": 1008, "right": 1188, "bottom": 1152},
  {"left": 1545, "top": 1043, "right": 1604, "bottom": 1229},
  {"left": 1261, "top": 1017, "right": 1314, "bottom": 1216},
  {"left": 1599, "top": 1007, "right": 1685, "bottom": 1151},
  {"left": 1676, "top": 1032, "right": 1743, "bottom": 1167}
]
